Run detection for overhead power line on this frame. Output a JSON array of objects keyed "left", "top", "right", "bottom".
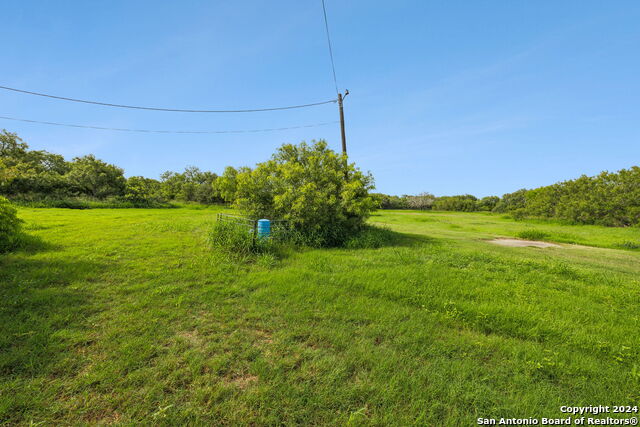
[
  {"left": 0, "top": 115, "right": 339, "bottom": 135},
  {"left": 320, "top": 0, "right": 340, "bottom": 96},
  {"left": 0, "top": 85, "right": 337, "bottom": 113}
]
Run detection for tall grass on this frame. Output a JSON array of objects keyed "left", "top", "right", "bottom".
[
  {"left": 517, "top": 229, "right": 550, "bottom": 241},
  {"left": 208, "top": 221, "right": 398, "bottom": 261},
  {"left": 207, "top": 220, "right": 280, "bottom": 260}
]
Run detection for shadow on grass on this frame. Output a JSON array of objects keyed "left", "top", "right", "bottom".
[
  {"left": 0, "top": 255, "right": 105, "bottom": 380},
  {"left": 13, "top": 232, "right": 61, "bottom": 254},
  {"left": 394, "top": 232, "right": 440, "bottom": 247},
  {"left": 344, "top": 225, "right": 439, "bottom": 250}
]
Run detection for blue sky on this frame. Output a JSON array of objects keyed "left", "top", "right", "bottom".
[{"left": 2, "top": 1, "right": 639, "bottom": 197}]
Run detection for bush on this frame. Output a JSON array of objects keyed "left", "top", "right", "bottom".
[
  {"left": 233, "top": 141, "right": 376, "bottom": 247},
  {"left": 616, "top": 241, "right": 640, "bottom": 250},
  {"left": 0, "top": 196, "right": 22, "bottom": 252}
]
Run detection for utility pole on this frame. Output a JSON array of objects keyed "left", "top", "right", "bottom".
[{"left": 338, "top": 90, "right": 348, "bottom": 155}]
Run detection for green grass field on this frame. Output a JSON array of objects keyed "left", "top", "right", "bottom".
[{"left": 1, "top": 207, "right": 639, "bottom": 425}]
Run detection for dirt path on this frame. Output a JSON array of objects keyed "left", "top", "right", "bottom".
[{"left": 488, "top": 238, "right": 561, "bottom": 248}]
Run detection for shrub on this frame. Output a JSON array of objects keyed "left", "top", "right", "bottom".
[
  {"left": 616, "top": 241, "right": 640, "bottom": 250},
  {"left": 0, "top": 196, "right": 22, "bottom": 252},
  {"left": 233, "top": 141, "right": 376, "bottom": 247}
]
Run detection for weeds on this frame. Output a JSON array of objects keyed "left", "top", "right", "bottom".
[
  {"left": 208, "top": 220, "right": 280, "bottom": 261},
  {"left": 616, "top": 240, "right": 640, "bottom": 250},
  {"left": 517, "top": 229, "right": 549, "bottom": 241}
]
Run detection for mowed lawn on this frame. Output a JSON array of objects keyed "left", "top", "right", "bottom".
[{"left": 1, "top": 207, "right": 639, "bottom": 425}]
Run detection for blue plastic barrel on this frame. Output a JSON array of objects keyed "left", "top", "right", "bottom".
[{"left": 257, "top": 219, "right": 271, "bottom": 239}]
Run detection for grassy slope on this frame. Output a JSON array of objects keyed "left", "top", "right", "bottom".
[
  {"left": 1, "top": 208, "right": 639, "bottom": 425},
  {"left": 375, "top": 209, "right": 640, "bottom": 249}
]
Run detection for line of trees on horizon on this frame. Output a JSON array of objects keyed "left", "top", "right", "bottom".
[
  {"left": 0, "top": 130, "right": 223, "bottom": 207},
  {"left": 372, "top": 193, "right": 501, "bottom": 212},
  {"left": 2, "top": 129, "right": 639, "bottom": 226},
  {"left": 373, "top": 166, "right": 640, "bottom": 226}
]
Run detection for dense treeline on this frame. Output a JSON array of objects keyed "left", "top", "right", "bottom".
[
  {"left": 495, "top": 168, "right": 640, "bottom": 226},
  {"left": 372, "top": 193, "right": 499, "bottom": 212},
  {"left": 3, "top": 129, "right": 639, "bottom": 227},
  {"left": 0, "top": 130, "right": 223, "bottom": 207},
  {"left": 374, "top": 167, "right": 640, "bottom": 226}
]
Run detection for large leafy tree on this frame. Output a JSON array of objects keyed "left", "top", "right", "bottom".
[
  {"left": 214, "top": 166, "right": 252, "bottom": 203},
  {"left": 0, "top": 130, "right": 70, "bottom": 197},
  {"left": 233, "top": 140, "right": 376, "bottom": 246},
  {"left": 124, "top": 176, "right": 163, "bottom": 204},
  {"left": 65, "top": 155, "right": 126, "bottom": 199},
  {"left": 406, "top": 192, "right": 436, "bottom": 210},
  {"left": 160, "top": 167, "right": 222, "bottom": 203}
]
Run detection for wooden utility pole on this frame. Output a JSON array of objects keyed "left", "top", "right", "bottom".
[{"left": 338, "top": 90, "right": 348, "bottom": 155}]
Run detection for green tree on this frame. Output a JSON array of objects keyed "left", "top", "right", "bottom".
[
  {"left": 0, "top": 130, "right": 29, "bottom": 159},
  {"left": 0, "top": 130, "right": 71, "bottom": 198},
  {"left": 477, "top": 196, "right": 500, "bottom": 211},
  {"left": 66, "top": 155, "right": 126, "bottom": 199},
  {"left": 182, "top": 166, "right": 220, "bottom": 204},
  {"left": 433, "top": 194, "right": 478, "bottom": 212},
  {"left": 124, "top": 176, "right": 163, "bottom": 204},
  {"left": 406, "top": 192, "right": 435, "bottom": 210},
  {"left": 160, "top": 167, "right": 222, "bottom": 203},
  {"left": 214, "top": 166, "right": 251, "bottom": 203},
  {"left": 493, "top": 189, "right": 528, "bottom": 213},
  {"left": 233, "top": 141, "right": 376, "bottom": 246},
  {"left": 370, "top": 193, "right": 409, "bottom": 209}
]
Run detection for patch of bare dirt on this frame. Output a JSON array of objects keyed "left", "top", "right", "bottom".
[
  {"left": 488, "top": 238, "right": 561, "bottom": 248},
  {"left": 225, "top": 373, "right": 258, "bottom": 389},
  {"left": 178, "top": 329, "right": 203, "bottom": 347}
]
